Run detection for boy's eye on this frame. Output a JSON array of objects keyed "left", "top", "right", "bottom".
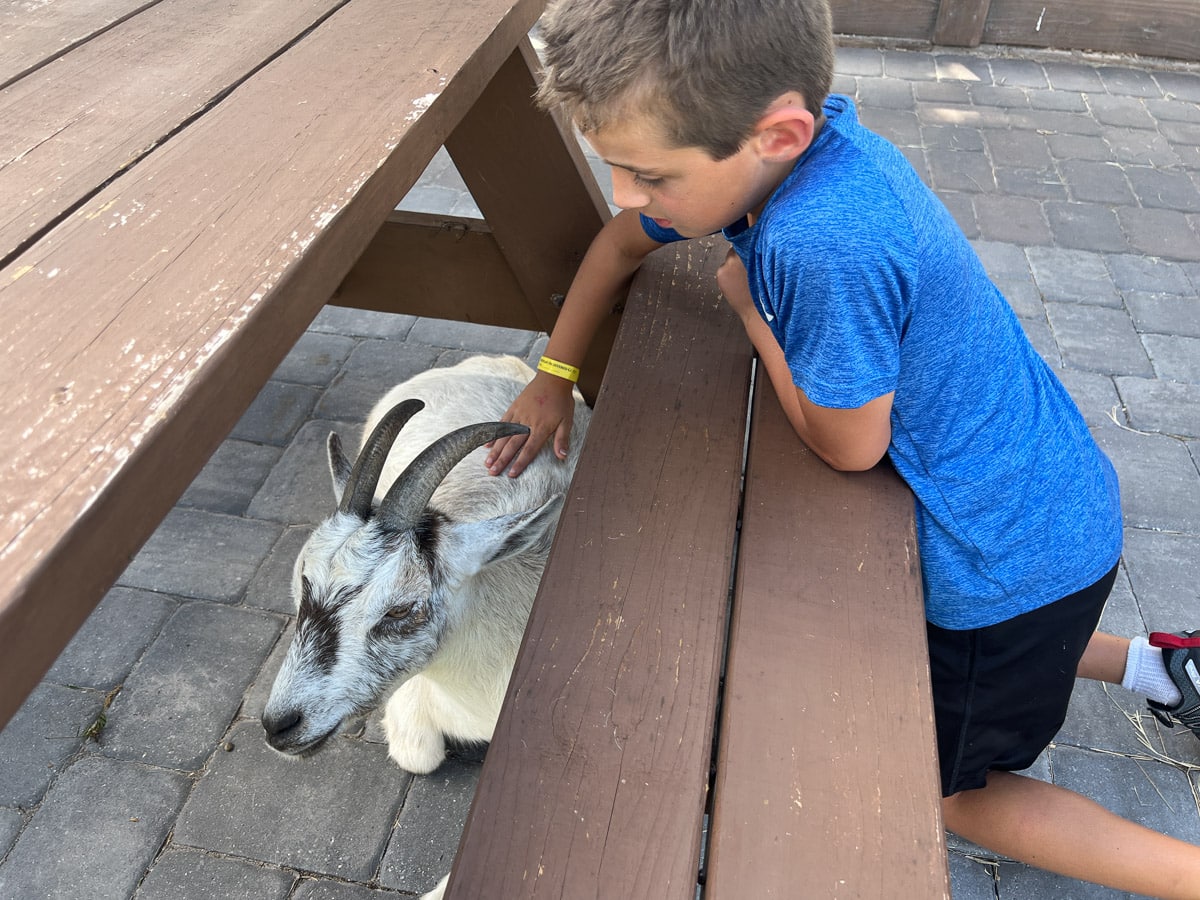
[{"left": 633, "top": 172, "right": 664, "bottom": 188}]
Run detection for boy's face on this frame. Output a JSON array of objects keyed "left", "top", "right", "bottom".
[{"left": 586, "top": 114, "right": 789, "bottom": 238}]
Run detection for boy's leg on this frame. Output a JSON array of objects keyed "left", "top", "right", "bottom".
[
  {"left": 943, "top": 770, "right": 1200, "bottom": 899},
  {"left": 1077, "top": 631, "right": 1129, "bottom": 682},
  {"left": 932, "top": 569, "right": 1199, "bottom": 898},
  {"left": 1080, "top": 631, "right": 1199, "bottom": 730}
]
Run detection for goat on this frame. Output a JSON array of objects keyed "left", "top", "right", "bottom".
[{"left": 262, "top": 354, "right": 589, "bottom": 898}]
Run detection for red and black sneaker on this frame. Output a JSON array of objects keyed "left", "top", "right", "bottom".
[{"left": 1147, "top": 630, "right": 1200, "bottom": 739}]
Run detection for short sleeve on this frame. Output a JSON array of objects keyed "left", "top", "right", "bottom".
[
  {"left": 761, "top": 213, "right": 913, "bottom": 410},
  {"left": 639, "top": 214, "right": 686, "bottom": 244}
]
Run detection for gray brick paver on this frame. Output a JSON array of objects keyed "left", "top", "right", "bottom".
[
  {"left": 291, "top": 880, "right": 408, "bottom": 899},
  {"left": 1045, "top": 201, "right": 1132, "bottom": 253},
  {"left": 98, "top": 603, "right": 284, "bottom": 771},
  {"left": 973, "top": 193, "right": 1052, "bottom": 245},
  {"left": 1141, "top": 333, "right": 1200, "bottom": 383},
  {"left": 1104, "top": 129, "right": 1181, "bottom": 167},
  {"left": 117, "top": 507, "right": 283, "bottom": 602},
  {"left": 46, "top": 586, "right": 178, "bottom": 690},
  {"left": 1059, "top": 158, "right": 1137, "bottom": 205},
  {"left": 178, "top": 438, "right": 283, "bottom": 516},
  {"left": 133, "top": 849, "right": 295, "bottom": 900},
  {"left": 172, "top": 722, "right": 410, "bottom": 881},
  {"left": 1087, "top": 93, "right": 1159, "bottom": 129},
  {"left": 378, "top": 754, "right": 483, "bottom": 895},
  {"left": 1125, "top": 164, "right": 1200, "bottom": 212},
  {"left": 0, "top": 756, "right": 190, "bottom": 900},
  {"left": 1124, "top": 291, "right": 1200, "bottom": 339},
  {"left": 230, "top": 380, "right": 322, "bottom": 447},
  {"left": 1096, "top": 65, "right": 1165, "bottom": 98},
  {"left": 1117, "top": 206, "right": 1200, "bottom": 260},
  {"left": 0, "top": 808, "right": 21, "bottom": 858},
  {"left": 1153, "top": 70, "right": 1200, "bottom": 103},
  {"left": 1096, "top": 422, "right": 1200, "bottom": 533},
  {"left": 0, "top": 683, "right": 104, "bottom": 808},
  {"left": 1117, "top": 376, "right": 1200, "bottom": 438},
  {"left": 994, "top": 166, "right": 1068, "bottom": 201},
  {"left": 1053, "top": 745, "right": 1200, "bottom": 841},
  {"left": 1107, "top": 254, "right": 1195, "bottom": 294},
  {"left": 1027, "top": 246, "right": 1122, "bottom": 306},
  {"left": 1123, "top": 527, "right": 1200, "bottom": 628}
]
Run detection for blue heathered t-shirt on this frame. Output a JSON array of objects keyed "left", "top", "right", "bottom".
[{"left": 641, "top": 95, "right": 1122, "bottom": 630}]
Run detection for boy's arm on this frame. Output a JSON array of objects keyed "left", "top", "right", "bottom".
[
  {"left": 485, "top": 209, "right": 664, "bottom": 477},
  {"left": 717, "top": 249, "right": 893, "bottom": 472}
]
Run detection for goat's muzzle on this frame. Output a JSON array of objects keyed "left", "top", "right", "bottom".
[{"left": 262, "top": 708, "right": 330, "bottom": 756}]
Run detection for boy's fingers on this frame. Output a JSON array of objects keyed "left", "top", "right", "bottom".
[
  {"left": 486, "top": 431, "right": 528, "bottom": 475},
  {"left": 505, "top": 438, "right": 543, "bottom": 478},
  {"left": 553, "top": 424, "right": 571, "bottom": 460},
  {"left": 483, "top": 434, "right": 508, "bottom": 467}
]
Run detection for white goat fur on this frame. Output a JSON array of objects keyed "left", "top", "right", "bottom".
[{"left": 263, "top": 356, "right": 588, "bottom": 897}]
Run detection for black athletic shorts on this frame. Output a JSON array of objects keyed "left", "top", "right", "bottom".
[{"left": 928, "top": 563, "right": 1119, "bottom": 797}]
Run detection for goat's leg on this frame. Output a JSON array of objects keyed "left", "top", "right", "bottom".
[
  {"left": 384, "top": 676, "right": 447, "bottom": 774},
  {"left": 421, "top": 872, "right": 450, "bottom": 900}
]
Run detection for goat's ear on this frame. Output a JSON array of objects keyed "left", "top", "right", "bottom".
[
  {"left": 449, "top": 494, "right": 565, "bottom": 575},
  {"left": 327, "top": 432, "right": 353, "bottom": 504}
]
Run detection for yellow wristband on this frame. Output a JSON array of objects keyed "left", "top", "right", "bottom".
[{"left": 537, "top": 355, "right": 581, "bottom": 383}]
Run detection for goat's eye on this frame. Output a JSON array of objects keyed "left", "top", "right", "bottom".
[{"left": 384, "top": 603, "right": 414, "bottom": 620}]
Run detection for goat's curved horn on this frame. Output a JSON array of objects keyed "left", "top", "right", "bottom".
[
  {"left": 339, "top": 399, "right": 426, "bottom": 518},
  {"left": 377, "top": 421, "right": 530, "bottom": 530}
]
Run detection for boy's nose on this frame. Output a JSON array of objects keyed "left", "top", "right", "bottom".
[{"left": 610, "top": 168, "right": 649, "bottom": 210}]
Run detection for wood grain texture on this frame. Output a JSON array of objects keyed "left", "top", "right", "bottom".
[
  {"left": 934, "top": 0, "right": 993, "bottom": 46},
  {"left": 832, "top": 0, "right": 940, "bottom": 42},
  {"left": 982, "top": 0, "right": 1200, "bottom": 60},
  {"left": 0, "top": 0, "right": 550, "bottom": 729},
  {"left": 331, "top": 212, "right": 535, "bottom": 326},
  {"left": 447, "top": 239, "right": 753, "bottom": 900},
  {"left": 829, "top": 0, "right": 1200, "bottom": 60},
  {"left": 706, "top": 386, "right": 949, "bottom": 900},
  {"left": 0, "top": 0, "right": 158, "bottom": 87},
  {"left": 0, "top": 0, "right": 347, "bottom": 265}
]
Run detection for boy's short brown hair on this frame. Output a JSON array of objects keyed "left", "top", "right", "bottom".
[{"left": 536, "top": 0, "right": 835, "bottom": 160}]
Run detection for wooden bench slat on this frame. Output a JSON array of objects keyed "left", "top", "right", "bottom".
[
  {"left": 706, "top": 386, "right": 949, "bottom": 898},
  {"left": 0, "top": 0, "right": 561, "bottom": 729},
  {"left": 447, "top": 239, "right": 753, "bottom": 899},
  {"left": 0, "top": 0, "right": 348, "bottom": 264}
]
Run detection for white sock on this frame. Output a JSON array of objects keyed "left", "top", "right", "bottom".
[{"left": 1121, "top": 636, "right": 1183, "bottom": 707}]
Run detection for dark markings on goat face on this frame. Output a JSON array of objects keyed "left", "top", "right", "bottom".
[
  {"left": 299, "top": 576, "right": 343, "bottom": 675},
  {"left": 412, "top": 510, "right": 446, "bottom": 578},
  {"left": 381, "top": 511, "right": 446, "bottom": 588}
]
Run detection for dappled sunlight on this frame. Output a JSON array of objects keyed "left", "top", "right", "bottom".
[
  {"left": 922, "top": 105, "right": 987, "bottom": 125},
  {"left": 938, "top": 61, "right": 985, "bottom": 82}
]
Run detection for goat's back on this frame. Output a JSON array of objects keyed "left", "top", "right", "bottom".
[{"left": 365, "top": 355, "right": 590, "bottom": 518}]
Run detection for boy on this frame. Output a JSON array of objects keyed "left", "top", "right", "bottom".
[{"left": 485, "top": 1, "right": 1200, "bottom": 894}]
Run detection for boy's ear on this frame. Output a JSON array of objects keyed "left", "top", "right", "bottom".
[{"left": 752, "top": 99, "right": 819, "bottom": 163}]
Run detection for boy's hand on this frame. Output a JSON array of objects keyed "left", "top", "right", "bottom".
[{"left": 485, "top": 371, "right": 577, "bottom": 477}]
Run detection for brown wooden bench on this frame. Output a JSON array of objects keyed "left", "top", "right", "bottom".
[{"left": 445, "top": 239, "right": 951, "bottom": 898}]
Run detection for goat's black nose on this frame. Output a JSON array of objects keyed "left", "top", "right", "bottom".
[{"left": 262, "top": 708, "right": 302, "bottom": 740}]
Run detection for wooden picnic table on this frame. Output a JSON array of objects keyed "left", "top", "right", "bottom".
[{"left": 0, "top": 0, "right": 610, "bottom": 730}]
